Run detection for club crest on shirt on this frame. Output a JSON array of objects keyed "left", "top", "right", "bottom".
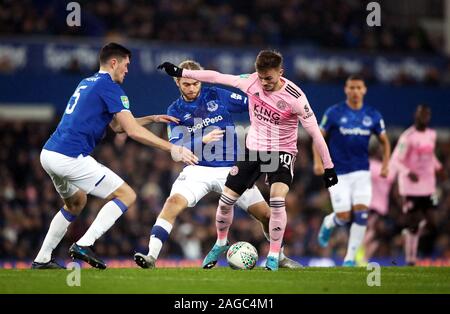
[
  {"left": 276, "top": 100, "right": 288, "bottom": 110},
  {"left": 207, "top": 101, "right": 218, "bottom": 112},
  {"left": 120, "top": 96, "right": 130, "bottom": 109},
  {"left": 363, "top": 116, "right": 373, "bottom": 127}
]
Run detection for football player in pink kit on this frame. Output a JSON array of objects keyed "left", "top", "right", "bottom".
[
  {"left": 158, "top": 50, "right": 338, "bottom": 270},
  {"left": 362, "top": 154, "right": 397, "bottom": 263},
  {"left": 392, "top": 105, "right": 442, "bottom": 266}
]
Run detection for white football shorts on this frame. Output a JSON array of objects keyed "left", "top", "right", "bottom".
[
  {"left": 328, "top": 170, "right": 372, "bottom": 213},
  {"left": 40, "top": 149, "right": 124, "bottom": 199},
  {"left": 170, "top": 165, "right": 265, "bottom": 210}
]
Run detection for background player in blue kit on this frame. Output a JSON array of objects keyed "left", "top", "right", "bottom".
[
  {"left": 313, "top": 75, "right": 391, "bottom": 266},
  {"left": 134, "top": 60, "right": 301, "bottom": 269},
  {"left": 32, "top": 43, "right": 197, "bottom": 269}
]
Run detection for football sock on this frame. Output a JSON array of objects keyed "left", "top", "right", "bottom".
[
  {"left": 215, "top": 193, "right": 237, "bottom": 246},
  {"left": 344, "top": 211, "right": 368, "bottom": 262},
  {"left": 324, "top": 212, "right": 348, "bottom": 229},
  {"left": 34, "top": 208, "right": 76, "bottom": 263},
  {"left": 77, "top": 198, "right": 127, "bottom": 247},
  {"left": 268, "top": 197, "right": 287, "bottom": 258},
  {"left": 148, "top": 218, "right": 173, "bottom": 259}
]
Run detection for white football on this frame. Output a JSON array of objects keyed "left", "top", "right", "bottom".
[{"left": 226, "top": 241, "right": 258, "bottom": 270}]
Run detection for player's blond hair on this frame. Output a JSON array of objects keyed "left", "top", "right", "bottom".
[
  {"left": 178, "top": 60, "right": 203, "bottom": 70},
  {"left": 174, "top": 60, "right": 203, "bottom": 83}
]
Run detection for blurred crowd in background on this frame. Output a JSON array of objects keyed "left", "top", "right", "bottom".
[
  {"left": 0, "top": 0, "right": 441, "bottom": 52},
  {"left": 1, "top": 0, "right": 449, "bottom": 86},
  {"left": 1, "top": 119, "right": 449, "bottom": 262}
]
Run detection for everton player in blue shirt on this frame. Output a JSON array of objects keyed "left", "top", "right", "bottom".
[
  {"left": 32, "top": 43, "right": 197, "bottom": 269},
  {"left": 134, "top": 60, "right": 301, "bottom": 269},
  {"left": 313, "top": 75, "right": 391, "bottom": 266}
]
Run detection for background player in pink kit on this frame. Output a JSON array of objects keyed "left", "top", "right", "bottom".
[
  {"left": 361, "top": 153, "right": 397, "bottom": 264},
  {"left": 392, "top": 105, "right": 443, "bottom": 266},
  {"left": 158, "top": 50, "right": 338, "bottom": 270}
]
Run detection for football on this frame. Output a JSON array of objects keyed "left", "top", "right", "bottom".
[{"left": 226, "top": 241, "right": 258, "bottom": 270}]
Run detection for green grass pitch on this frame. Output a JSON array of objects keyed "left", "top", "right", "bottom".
[{"left": 0, "top": 267, "right": 449, "bottom": 294}]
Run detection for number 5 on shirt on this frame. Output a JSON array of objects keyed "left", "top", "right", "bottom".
[{"left": 65, "top": 85, "right": 88, "bottom": 114}]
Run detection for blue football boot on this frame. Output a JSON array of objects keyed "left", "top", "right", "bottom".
[
  {"left": 265, "top": 256, "right": 279, "bottom": 271},
  {"left": 69, "top": 243, "right": 106, "bottom": 269},
  {"left": 202, "top": 243, "right": 230, "bottom": 269},
  {"left": 318, "top": 219, "right": 334, "bottom": 248}
]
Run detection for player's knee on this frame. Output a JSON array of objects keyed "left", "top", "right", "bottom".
[
  {"left": 127, "top": 187, "right": 137, "bottom": 206},
  {"left": 65, "top": 193, "right": 87, "bottom": 215},
  {"left": 164, "top": 194, "right": 186, "bottom": 211},
  {"left": 336, "top": 211, "right": 351, "bottom": 223},
  {"left": 114, "top": 184, "right": 136, "bottom": 207}
]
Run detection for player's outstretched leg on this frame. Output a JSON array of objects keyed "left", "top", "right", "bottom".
[
  {"left": 265, "top": 196, "right": 287, "bottom": 271},
  {"left": 247, "top": 201, "right": 302, "bottom": 269},
  {"left": 134, "top": 194, "right": 187, "bottom": 269},
  {"left": 73, "top": 184, "right": 136, "bottom": 269},
  {"left": 202, "top": 192, "right": 237, "bottom": 269},
  {"left": 134, "top": 217, "right": 173, "bottom": 269}
]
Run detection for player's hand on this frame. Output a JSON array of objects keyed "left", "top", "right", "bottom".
[
  {"left": 171, "top": 145, "right": 199, "bottom": 165},
  {"left": 380, "top": 165, "right": 389, "bottom": 178},
  {"left": 202, "top": 129, "right": 225, "bottom": 144},
  {"left": 323, "top": 168, "right": 338, "bottom": 188},
  {"left": 408, "top": 171, "right": 419, "bottom": 182},
  {"left": 157, "top": 62, "right": 183, "bottom": 77},
  {"left": 313, "top": 163, "right": 324, "bottom": 176},
  {"left": 151, "top": 115, "right": 179, "bottom": 124}
]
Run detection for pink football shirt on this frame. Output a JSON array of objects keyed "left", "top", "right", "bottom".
[
  {"left": 369, "top": 159, "right": 396, "bottom": 215},
  {"left": 392, "top": 126, "right": 442, "bottom": 196},
  {"left": 183, "top": 70, "right": 334, "bottom": 169}
]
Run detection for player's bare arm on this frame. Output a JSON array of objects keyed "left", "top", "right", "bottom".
[
  {"left": 115, "top": 110, "right": 198, "bottom": 165},
  {"left": 377, "top": 132, "right": 391, "bottom": 178},
  {"left": 110, "top": 114, "right": 179, "bottom": 133}
]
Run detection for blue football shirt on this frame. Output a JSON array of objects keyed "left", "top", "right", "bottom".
[
  {"left": 320, "top": 101, "right": 385, "bottom": 175},
  {"left": 167, "top": 86, "right": 247, "bottom": 167},
  {"left": 44, "top": 71, "right": 130, "bottom": 157}
]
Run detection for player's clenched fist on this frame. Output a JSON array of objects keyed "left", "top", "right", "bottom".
[
  {"left": 323, "top": 168, "right": 338, "bottom": 188},
  {"left": 170, "top": 145, "right": 199, "bottom": 165},
  {"left": 157, "top": 62, "right": 183, "bottom": 77}
]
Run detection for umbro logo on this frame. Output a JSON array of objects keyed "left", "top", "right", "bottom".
[
  {"left": 254, "top": 92, "right": 260, "bottom": 97},
  {"left": 217, "top": 220, "right": 225, "bottom": 224},
  {"left": 272, "top": 227, "right": 282, "bottom": 231}
]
